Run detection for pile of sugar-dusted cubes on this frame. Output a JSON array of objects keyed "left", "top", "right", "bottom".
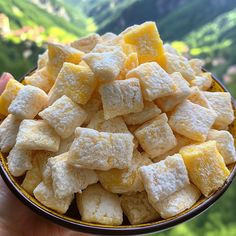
[{"left": 0, "top": 21, "right": 235, "bottom": 226}]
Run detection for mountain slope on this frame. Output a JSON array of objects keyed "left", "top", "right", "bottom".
[
  {"left": 67, "top": 0, "right": 236, "bottom": 40},
  {"left": 0, "top": 0, "right": 94, "bottom": 43},
  {"left": 0, "top": 0, "right": 95, "bottom": 78}
]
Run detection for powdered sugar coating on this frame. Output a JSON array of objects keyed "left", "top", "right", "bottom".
[
  {"left": 189, "top": 58, "right": 204, "bottom": 76},
  {"left": 120, "top": 191, "right": 160, "bottom": 225},
  {"left": 180, "top": 141, "right": 230, "bottom": 196},
  {"left": 135, "top": 113, "right": 177, "bottom": 158},
  {"left": 97, "top": 150, "right": 152, "bottom": 194},
  {"left": 126, "top": 62, "right": 176, "bottom": 101},
  {"left": 39, "top": 95, "right": 87, "bottom": 139},
  {"left": 207, "top": 129, "right": 236, "bottom": 164},
  {"left": 77, "top": 184, "right": 123, "bottom": 225},
  {"left": 164, "top": 53, "right": 195, "bottom": 82},
  {"left": 123, "top": 22, "right": 164, "bottom": 64},
  {"left": 188, "top": 86, "right": 211, "bottom": 108},
  {"left": 190, "top": 72, "right": 212, "bottom": 91},
  {"left": 7, "top": 146, "right": 32, "bottom": 177},
  {"left": 140, "top": 154, "right": 189, "bottom": 208},
  {"left": 49, "top": 152, "right": 98, "bottom": 198},
  {"left": 8, "top": 85, "right": 48, "bottom": 120},
  {"left": 70, "top": 33, "right": 102, "bottom": 53},
  {"left": 156, "top": 72, "right": 191, "bottom": 112},
  {"left": 154, "top": 184, "right": 201, "bottom": 219},
  {"left": 24, "top": 67, "right": 53, "bottom": 93},
  {"left": 47, "top": 43, "right": 84, "bottom": 80},
  {"left": 42, "top": 153, "right": 66, "bottom": 184},
  {"left": 55, "top": 135, "right": 74, "bottom": 156},
  {"left": 203, "top": 92, "right": 234, "bottom": 129},
  {"left": 169, "top": 100, "right": 217, "bottom": 142},
  {"left": 99, "top": 78, "right": 144, "bottom": 120},
  {"left": 153, "top": 134, "right": 193, "bottom": 163},
  {"left": 88, "top": 110, "right": 130, "bottom": 133},
  {"left": 0, "top": 114, "right": 21, "bottom": 153},
  {"left": 16, "top": 120, "right": 60, "bottom": 152},
  {"left": 83, "top": 50, "right": 126, "bottom": 83},
  {"left": 123, "top": 101, "right": 161, "bottom": 125},
  {"left": 22, "top": 151, "right": 52, "bottom": 195},
  {"left": 0, "top": 78, "right": 24, "bottom": 116},
  {"left": 48, "top": 62, "right": 96, "bottom": 105},
  {"left": 68, "top": 127, "right": 134, "bottom": 170},
  {"left": 34, "top": 181, "right": 73, "bottom": 214},
  {"left": 82, "top": 96, "right": 102, "bottom": 125}
]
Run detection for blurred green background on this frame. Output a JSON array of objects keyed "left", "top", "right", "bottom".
[{"left": 0, "top": 0, "right": 236, "bottom": 235}]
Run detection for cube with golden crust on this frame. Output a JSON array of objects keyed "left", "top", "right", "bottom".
[
  {"left": 34, "top": 181, "right": 73, "bottom": 214},
  {"left": 154, "top": 184, "right": 201, "bottom": 219},
  {"left": 88, "top": 110, "right": 129, "bottom": 133},
  {"left": 77, "top": 184, "right": 123, "bottom": 225},
  {"left": 139, "top": 154, "right": 189, "bottom": 203},
  {"left": 48, "top": 62, "right": 97, "bottom": 105},
  {"left": 126, "top": 62, "right": 176, "bottom": 101},
  {"left": 0, "top": 114, "right": 21, "bottom": 153},
  {"left": 24, "top": 67, "right": 54, "bottom": 93},
  {"left": 207, "top": 129, "right": 236, "bottom": 164},
  {"left": 16, "top": 120, "right": 60, "bottom": 152},
  {"left": 0, "top": 79, "right": 24, "bottom": 116},
  {"left": 7, "top": 146, "right": 32, "bottom": 177},
  {"left": 135, "top": 114, "right": 177, "bottom": 158},
  {"left": 47, "top": 43, "right": 84, "bottom": 80},
  {"left": 97, "top": 150, "right": 152, "bottom": 194},
  {"left": 83, "top": 50, "right": 126, "bottom": 83},
  {"left": 203, "top": 92, "right": 234, "bottom": 129},
  {"left": 120, "top": 191, "right": 160, "bottom": 224},
  {"left": 39, "top": 95, "right": 87, "bottom": 139},
  {"left": 22, "top": 151, "right": 52, "bottom": 195},
  {"left": 70, "top": 34, "right": 102, "bottom": 53},
  {"left": 68, "top": 127, "right": 134, "bottom": 171},
  {"left": 180, "top": 141, "right": 230, "bottom": 196},
  {"left": 123, "top": 21, "right": 165, "bottom": 64},
  {"left": 156, "top": 72, "right": 191, "bottom": 112},
  {"left": 99, "top": 78, "right": 144, "bottom": 120},
  {"left": 124, "top": 101, "right": 161, "bottom": 125},
  {"left": 169, "top": 100, "right": 217, "bottom": 142},
  {"left": 162, "top": 53, "right": 195, "bottom": 82},
  {"left": 8, "top": 85, "right": 48, "bottom": 120}
]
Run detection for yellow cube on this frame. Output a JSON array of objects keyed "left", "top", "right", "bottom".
[
  {"left": 48, "top": 62, "right": 97, "bottom": 105},
  {"left": 0, "top": 79, "right": 24, "bottom": 116},
  {"left": 24, "top": 67, "right": 54, "bottom": 93},
  {"left": 161, "top": 53, "right": 195, "bottom": 82},
  {"left": 118, "top": 52, "right": 139, "bottom": 80},
  {"left": 121, "top": 43, "right": 137, "bottom": 56},
  {"left": 97, "top": 150, "right": 152, "bottom": 194},
  {"left": 123, "top": 52, "right": 139, "bottom": 74},
  {"left": 123, "top": 21, "right": 166, "bottom": 64},
  {"left": 180, "top": 141, "right": 230, "bottom": 197},
  {"left": 47, "top": 43, "right": 84, "bottom": 80}
]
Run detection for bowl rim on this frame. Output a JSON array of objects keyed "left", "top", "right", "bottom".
[{"left": 0, "top": 69, "right": 236, "bottom": 235}]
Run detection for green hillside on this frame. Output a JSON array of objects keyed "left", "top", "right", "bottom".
[
  {"left": 0, "top": 0, "right": 96, "bottom": 78},
  {"left": 0, "top": 37, "right": 43, "bottom": 79},
  {"left": 0, "top": 0, "right": 94, "bottom": 43}
]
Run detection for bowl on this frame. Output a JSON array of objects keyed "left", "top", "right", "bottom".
[{"left": 0, "top": 69, "right": 236, "bottom": 235}]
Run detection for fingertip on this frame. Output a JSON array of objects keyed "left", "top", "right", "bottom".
[{"left": 0, "top": 72, "right": 14, "bottom": 95}]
